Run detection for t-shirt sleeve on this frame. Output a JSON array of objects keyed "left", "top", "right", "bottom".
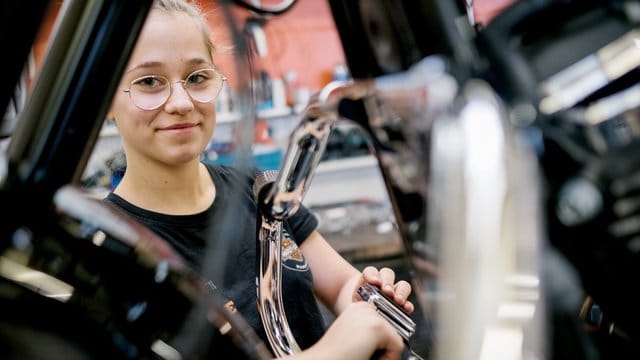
[{"left": 286, "top": 204, "right": 319, "bottom": 246}]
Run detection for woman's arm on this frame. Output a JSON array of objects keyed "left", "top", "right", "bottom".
[{"left": 300, "top": 230, "right": 414, "bottom": 315}]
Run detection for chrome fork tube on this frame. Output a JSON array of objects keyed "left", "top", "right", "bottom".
[{"left": 254, "top": 171, "right": 302, "bottom": 357}]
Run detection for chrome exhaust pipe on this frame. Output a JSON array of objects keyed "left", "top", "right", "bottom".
[{"left": 253, "top": 169, "right": 302, "bottom": 357}]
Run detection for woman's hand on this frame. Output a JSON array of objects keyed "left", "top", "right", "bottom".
[
  {"left": 298, "top": 301, "right": 405, "bottom": 360},
  {"left": 299, "top": 231, "right": 415, "bottom": 315},
  {"left": 356, "top": 266, "right": 415, "bottom": 314}
]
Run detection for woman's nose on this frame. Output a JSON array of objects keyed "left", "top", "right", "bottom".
[{"left": 164, "top": 81, "right": 194, "bottom": 112}]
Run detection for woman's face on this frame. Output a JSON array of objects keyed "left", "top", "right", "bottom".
[{"left": 110, "top": 10, "right": 217, "bottom": 167}]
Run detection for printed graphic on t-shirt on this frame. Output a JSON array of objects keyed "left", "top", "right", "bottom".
[{"left": 282, "top": 228, "right": 309, "bottom": 272}]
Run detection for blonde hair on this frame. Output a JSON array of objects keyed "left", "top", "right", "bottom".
[{"left": 152, "top": 0, "right": 216, "bottom": 58}]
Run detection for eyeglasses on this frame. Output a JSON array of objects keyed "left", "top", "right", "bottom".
[{"left": 122, "top": 68, "right": 227, "bottom": 110}]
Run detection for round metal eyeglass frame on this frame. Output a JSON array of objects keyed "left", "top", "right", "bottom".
[{"left": 122, "top": 68, "right": 228, "bottom": 111}]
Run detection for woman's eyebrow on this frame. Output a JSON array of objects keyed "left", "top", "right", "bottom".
[
  {"left": 125, "top": 58, "right": 213, "bottom": 74},
  {"left": 125, "top": 61, "right": 163, "bottom": 74},
  {"left": 185, "top": 58, "right": 213, "bottom": 67}
]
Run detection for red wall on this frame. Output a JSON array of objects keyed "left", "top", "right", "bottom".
[
  {"left": 34, "top": 0, "right": 517, "bottom": 90},
  {"left": 34, "top": 1, "right": 347, "bottom": 92},
  {"left": 202, "top": 1, "right": 347, "bottom": 91}
]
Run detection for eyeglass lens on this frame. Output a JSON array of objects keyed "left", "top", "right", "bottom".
[{"left": 128, "top": 69, "right": 224, "bottom": 110}]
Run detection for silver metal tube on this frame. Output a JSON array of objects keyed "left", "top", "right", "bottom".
[
  {"left": 259, "top": 104, "right": 337, "bottom": 221},
  {"left": 256, "top": 213, "right": 302, "bottom": 356},
  {"left": 254, "top": 170, "right": 302, "bottom": 356}
]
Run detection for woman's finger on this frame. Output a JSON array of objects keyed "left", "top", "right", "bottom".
[{"left": 379, "top": 267, "right": 396, "bottom": 295}]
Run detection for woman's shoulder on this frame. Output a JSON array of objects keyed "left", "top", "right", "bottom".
[{"left": 203, "top": 162, "right": 262, "bottom": 186}]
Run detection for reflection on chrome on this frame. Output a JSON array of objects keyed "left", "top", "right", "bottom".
[
  {"left": 254, "top": 170, "right": 302, "bottom": 357},
  {"left": 427, "top": 81, "right": 544, "bottom": 360},
  {"left": 0, "top": 256, "right": 74, "bottom": 302}
]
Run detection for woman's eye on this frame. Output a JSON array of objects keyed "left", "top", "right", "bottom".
[
  {"left": 134, "top": 76, "right": 166, "bottom": 88},
  {"left": 187, "top": 70, "right": 214, "bottom": 86},
  {"left": 187, "top": 74, "right": 206, "bottom": 85}
]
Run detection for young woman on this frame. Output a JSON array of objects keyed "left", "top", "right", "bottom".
[{"left": 106, "top": 0, "right": 414, "bottom": 358}]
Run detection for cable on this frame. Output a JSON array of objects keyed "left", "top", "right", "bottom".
[{"left": 231, "top": 0, "right": 298, "bottom": 16}]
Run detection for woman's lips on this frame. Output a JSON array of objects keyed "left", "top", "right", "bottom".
[{"left": 159, "top": 123, "right": 199, "bottom": 131}]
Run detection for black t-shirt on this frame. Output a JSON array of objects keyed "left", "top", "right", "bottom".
[{"left": 104, "top": 163, "right": 325, "bottom": 357}]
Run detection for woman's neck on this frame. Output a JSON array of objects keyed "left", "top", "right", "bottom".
[{"left": 114, "top": 159, "right": 216, "bottom": 215}]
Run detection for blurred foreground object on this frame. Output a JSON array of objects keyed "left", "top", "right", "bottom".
[{"left": 327, "top": 0, "right": 640, "bottom": 358}]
